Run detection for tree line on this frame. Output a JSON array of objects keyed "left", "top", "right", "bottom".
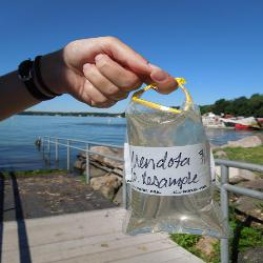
[
  {"left": 18, "top": 93, "right": 263, "bottom": 118},
  {"left": 199, "top": 93, "right": 263, "bottom": 117}
]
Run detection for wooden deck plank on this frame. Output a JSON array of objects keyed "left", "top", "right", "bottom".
[
  {"left": 3, "top": 209, "right": 124, "bottom": 250},
  {"left": 111, "top": 247, "right": 205, "bottom": 263},
  {"left": 3, "top": 233, "right": 168, "bottom": 262},
  {"left": 2, "top": 208, "right": 204, "bottom": 263},
  {"left": 36, "top": 239, "right": 176, "bottom": 263}
]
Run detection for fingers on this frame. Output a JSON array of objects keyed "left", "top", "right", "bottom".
[
  {"left": 82, "top": 54, "right": 142, "bottom": 107},
  {"left": 95, "top": 37, "right": 151, "bottom": 76},
  {"left": 63, "top": 36, "right": 178, "bottom": 108},
  {"left": 81, "top": 79, "right": 117, "bottom": 108},
  {"left": 81, "top": 53, "right": 177, "bottom": 107},
  {"left": 95, "top": 54, "right": 142, "bottom": 92},
  {"left": 98, "top": 37, "right": 178, "bottom": 93}
]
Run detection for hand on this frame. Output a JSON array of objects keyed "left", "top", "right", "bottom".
[{"left": 41, "top": 37, "right": 178, "bottom": 108}]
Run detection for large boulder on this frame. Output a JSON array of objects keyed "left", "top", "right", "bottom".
[
  {"left": 74, "top": 146, "right": 124, "bottom": 177},
  {"left": 90, "top": 174, "right": 122, "bottom": 200},
  {"left": 89, "top": 146, "right": 124, "bottom": 170},
  {"left": 225, "top": 136, "right": 262, "bottom": 148},
  {"left": 74, "top": 146, "right": 125, "bottom": 201}
]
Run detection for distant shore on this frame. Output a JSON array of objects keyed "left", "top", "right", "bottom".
[{"left": 18, "top": 111, "right": 125, "bottom": 118}]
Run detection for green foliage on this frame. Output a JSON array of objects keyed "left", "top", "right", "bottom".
[
  {"left": 229, "top": 220, "right": 263, "bottom": 252},
  {"left": 170, "top": 233, "right": 200, "bottom": 248},
  {"left": 1, "top": 169, "right": 66, "bottom": 178},
  {"left": 239, "top": 226, "right": 263, "bottom": 250},
  {"left": 170, "top": 233, "right": 220, "bottom": 263},
  {"left": 200, "top": 93, "right": 263, "bottom": 117}
]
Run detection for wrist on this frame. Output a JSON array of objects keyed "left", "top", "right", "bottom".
[
  {"left": 40, "top": 50, "right": 67, "bottom": 95},
  {"left": 18, "top": 58, "right": 60, "bottom": 101}
]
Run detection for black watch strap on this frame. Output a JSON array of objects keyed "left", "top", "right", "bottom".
[{"left": 18, "top": 59, "right": 54, "bottom": 101}]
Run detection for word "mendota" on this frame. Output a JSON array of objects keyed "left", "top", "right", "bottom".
[{"left": 131, "top": 151, "right": 190, "bottom": 170}]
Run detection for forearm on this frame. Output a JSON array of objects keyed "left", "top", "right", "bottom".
[
  {"left": 0, "top": 71, "right": 39, "bottom": 121},
  {"left": 40, "top": 50, "right": 68, "bottom": 95},
  {"left": 0, "top": 51, "right": 65, "bottom": 121}
]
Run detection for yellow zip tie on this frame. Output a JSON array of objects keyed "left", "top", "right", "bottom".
[{"left": 132, "top": 78, "right": 193, "bottom": 114}]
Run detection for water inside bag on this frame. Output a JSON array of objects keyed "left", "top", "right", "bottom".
[{"left": 123, "top": 81, "right": 229, "bottom": 238}]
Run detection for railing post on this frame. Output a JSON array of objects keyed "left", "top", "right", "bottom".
[
  {"left": 67, "top": 140, "right": 71, "bottom": 171},
  {"left": 55, "top": 138, "right": 59, "bottom": 163},
  {"left": 42, "top": 137, "right": 45, "bottom": 155},
  {"left": 123, "top": 174, "right": 130, "bottom": 209},
  {"left": 220, "top": 164, "right": 230, "bottom": 263},
  {"left": 47, "top": 138, "right": 51, "bottom": 164},
  {"left": 85, "top": 148, "right": 90, "bottom": 184}
]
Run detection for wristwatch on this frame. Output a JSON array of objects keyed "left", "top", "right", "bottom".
[{"left": 18, "top": 59, "right": 54, "bottom": 100}]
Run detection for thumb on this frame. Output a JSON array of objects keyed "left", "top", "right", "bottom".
[{"left": 149, "top": 64, "right": 178, "bottom": 94}]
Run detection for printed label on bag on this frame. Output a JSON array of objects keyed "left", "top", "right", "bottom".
[{"left": 124, "top": 143, "right": 211, "bottom": 196}]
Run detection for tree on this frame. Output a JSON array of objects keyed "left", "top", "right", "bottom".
[{"left": 199, "top": 93, "right": 263, "bottom": 117}]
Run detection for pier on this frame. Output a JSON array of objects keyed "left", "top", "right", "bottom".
[{"left": 1, "top": 208, "right": 204, "bottom": 263}]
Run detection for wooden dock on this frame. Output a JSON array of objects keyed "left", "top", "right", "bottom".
[{"left": 1, "top": 208, "right": 204, "bottom": 263}]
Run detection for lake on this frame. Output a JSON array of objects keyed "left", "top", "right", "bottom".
[{"left": 0, "top": 115, "right": 259, "bottom": 171}]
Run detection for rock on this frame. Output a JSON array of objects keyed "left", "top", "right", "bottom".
[
  {"left": 238, "top": 247, "right": 263, "bottom": 263},
  {"left": 90, "top": 174, "right": 122, "bottom": 200},
  {"left": 112, "top": 185, "right": 123, "bottom": 205},
  {"left": 241, "top": 179, "right": 263, "bottom": 190},
  {"left": 232, "top": 179, "right": 263, "bottom": 221},
  {"left": 74, "top": 146, "right": 124, "bottom": 177},
  {"left": 195, "top": 236, "right": 218, "bottom": 258},
  {"left": 215, "top": 167, "right": 258, "bottom": 184},
  {"left": 74, "top": 152, "right": 87, "bottom": 170},
  {"left": 234, "top": 196, "right": 263, "bottom": 221},
  {"left": 74, "top": 159, "right": 84, "bottom": 170},
  {"left": 229, "top": 169, "right": 258, "bottom": 184},
  {"left": 239, "top": 170, "right": 259, "bottom": 181},
  {"left": 74, "top": 146, "right": 125, "bottom": 200},
  {"left": 213, "top": 150, "right": 227, "bottom": 158},
  {"left": 225, "top": 136, "right": 262, "bottom": 148},
  {"left": 89, "top": 146, "right": 124, "bottom": 168},
  {"left": 90, "top": 161, "right": 110, "bottom": 177}
]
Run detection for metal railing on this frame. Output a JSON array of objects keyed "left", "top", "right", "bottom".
[
  {"left": 40, "top": 136, "right": 263, "bottom": 263},
  {"left": 216, "top": 159, "right": 263, "bottom": 263},
  {"left": 40, "top": 136, "right": 123, "bottom": 183}
]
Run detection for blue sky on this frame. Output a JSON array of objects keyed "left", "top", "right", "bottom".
[{"left": 1, "top": 0, "right": 262, "bottom": 113}]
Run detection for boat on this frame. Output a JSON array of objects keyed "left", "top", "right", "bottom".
[
  {"left": 202, "top": 113, "right": 226, "bottom": 128},
  {"left": 221, "top": 116, "right": 263, "bottom": 130}
]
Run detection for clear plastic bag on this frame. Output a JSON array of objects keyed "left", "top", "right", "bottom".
[{"left": 123, "top": 78, "right": 228, "bottom": 238}]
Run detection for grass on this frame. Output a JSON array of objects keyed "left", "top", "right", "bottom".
[
  {"left": 1, "top": 169, "right": 67, "bottom": 178},
  {"left": 170, "top": 234, "right": 208, "bottom": 260},
  {"left": 230, "top": 220, "right": 263, "bottom": 251},
  {"left": 214, "top": 145, "right": 263, "bottom": 165}
]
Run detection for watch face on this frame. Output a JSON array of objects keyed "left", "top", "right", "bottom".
[{"left": 19, "top": 60, "right": 33, "bottom": 81}]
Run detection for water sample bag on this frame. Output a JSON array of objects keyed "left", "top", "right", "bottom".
[{"left": 123, "top": 78, "right": 228, "bottom": 238}]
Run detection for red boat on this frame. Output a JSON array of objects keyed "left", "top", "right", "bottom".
[
  {"left": 222, "top": 116, "right": 263, "bottom": 130},
  {"left": 235, "top": 123, "right": 253, "bottom": 130}
]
